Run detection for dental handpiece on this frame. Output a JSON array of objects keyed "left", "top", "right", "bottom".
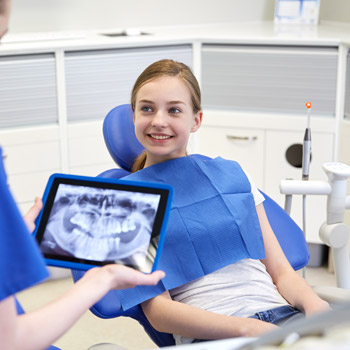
[{"left": 302, "top": 102, "right": 312, "bottom": 180}]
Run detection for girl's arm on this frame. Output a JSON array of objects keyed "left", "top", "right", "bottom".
[
  {"left": 142, "top": 290, "right": 278, "bottom": 340},
  {"left": 1, "top": 266, "right": 165, "bottom": 350},
  {"left": 257, "top": 203, "right": 330, "bottom": 315}
]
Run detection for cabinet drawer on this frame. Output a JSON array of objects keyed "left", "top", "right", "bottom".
[{"left": 199, "top": 126, "right": 264, "bottom": 189}]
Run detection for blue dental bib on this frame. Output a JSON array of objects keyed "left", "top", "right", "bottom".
[{"left": 116, "top": 156, "right": 265, "bottom": 310}]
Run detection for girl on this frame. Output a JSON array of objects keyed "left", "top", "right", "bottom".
[
  {"left": 122, "top": 59, "right": 330, "bottom": 344},
  {"left": 0, "top": 147, "right": 165, "bottom": 350}
]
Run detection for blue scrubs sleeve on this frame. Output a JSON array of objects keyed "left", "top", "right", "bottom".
[
  {"left": 0, "top": 147, "right": 49, "bottom": 301},
  {"left": 1, "top": 148, "right": 59, "bottom": 349}
]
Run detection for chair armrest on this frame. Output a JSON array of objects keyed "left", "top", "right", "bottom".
[{"left": 313, "top": 285, "right": 350, "bottom": 305}]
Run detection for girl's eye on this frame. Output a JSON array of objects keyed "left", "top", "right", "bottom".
[
  {"left": 169, "top": 107, "right": 180, "bottom": 114},
  {"left": 141, "top": 106, "right": 152, "bottom": 112}
]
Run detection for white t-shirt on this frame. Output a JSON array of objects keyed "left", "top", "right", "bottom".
[{"left": 169, "top": 171, "right": 289, "bottom": 345}]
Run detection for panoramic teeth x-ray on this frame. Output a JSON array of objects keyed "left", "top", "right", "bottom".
[{"left": 40, "top": 184, "right": 160, "bottom": 267}]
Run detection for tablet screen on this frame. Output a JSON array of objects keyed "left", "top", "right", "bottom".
[{"left": 34, "top": 174, "right": 172, "bottom": 273}]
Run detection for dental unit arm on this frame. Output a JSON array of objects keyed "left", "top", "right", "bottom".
[{"left": 280, "top": 162, "right": 350, "bottom": 303}]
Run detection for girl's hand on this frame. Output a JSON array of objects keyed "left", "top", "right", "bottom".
[
  {"left": 235, "top": 317, "right": 279, "bottom": 338},
  {"left": 303, "top": 299, "right": 331, "bottom": 316},
  {"left": 23, "top": 197, "right": 43, "bottom": 233}
]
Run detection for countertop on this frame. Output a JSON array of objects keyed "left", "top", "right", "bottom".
[{"left": 1, "top": 21, "right": 350, "bottom": 55}]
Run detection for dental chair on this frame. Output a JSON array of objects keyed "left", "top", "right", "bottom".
[{"left": 72, "top": 104, "right": 310, "bottom": 348}]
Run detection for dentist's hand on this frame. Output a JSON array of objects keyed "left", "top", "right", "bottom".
[
  {"left": 0, "top": 0, "right": 11, "bottom": 39},
  {"left": 23, "top": 197, "right": 43, "bottom": 233},
  {"left": 83, "top": 265, "right": 166, "bottom": 291}
]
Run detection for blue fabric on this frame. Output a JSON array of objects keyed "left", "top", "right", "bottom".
[
  {"left": 0, "top": 148, "right": 59, "bottom": 349},
  {"left": 116, "top": 156, "right": 265, "bottom": 310},
  {"left": 103, "top": 104, "right": 144, "bottom": 172},
  {"left": 0, "top": 147, "right": 49, "bottom": 302}
]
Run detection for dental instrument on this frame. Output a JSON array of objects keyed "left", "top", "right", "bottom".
[
  {"left": 302, "top": 102, "right": 312, "bottom": 181},
  {"left": 284, "top": 102, "right": 312, "bottom": 216},
  {"left": 301, "top": 101, "right": 312, "bottom": 277}
]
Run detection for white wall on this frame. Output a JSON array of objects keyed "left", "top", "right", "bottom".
[
  {"left": 7, "top": 0, "right": 350, "bottom": 34},
  {"left": 9, "top": 0, "right": 275, "bottom": 33},
  {"left": 320, "top": 0, "right": 350, "bottom": 23}
]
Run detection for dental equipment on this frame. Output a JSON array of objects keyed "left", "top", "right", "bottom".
[
  {"left": 302, "top": 102, "right": 312, "bottom": 181},
  {"left": 284, "top": 102, "right": 313, "bottom": 215},
  {"left": 300, "top": 102, "right": 312, "bottom": 277},
  {"left": 280, "top": 101, "right": 350, "bottom": 297},
  {"left": 281, "top": 162, "right": 350, "bottom": 294}
]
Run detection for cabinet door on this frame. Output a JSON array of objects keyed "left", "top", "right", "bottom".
[
  {"left": 1, "top": 127, "right": 61, "bottom": 213},
  {"left": 67, "top": 121, "right": 116, "bottom": 176},
  {"left": 199, "top": 125, "right": 265, "bottom": 189},
  {"left": 265, "top": 130, "right": 334, "bottom": 244}
]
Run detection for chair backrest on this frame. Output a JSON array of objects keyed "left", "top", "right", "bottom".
[
  {"left": 73, "top": 104, "right": 310, "bottom": 348},
  {"left": 102, "top": 104, "right": 144, "bottom": 172}
]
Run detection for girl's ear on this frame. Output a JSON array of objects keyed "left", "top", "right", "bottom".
[{"left": 191, "top": 111, "right": 203, "bottom": 133}]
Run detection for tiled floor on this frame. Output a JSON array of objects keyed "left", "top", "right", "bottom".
[{"left": 16, "top": 265, "right": 337, "bottom": 350}]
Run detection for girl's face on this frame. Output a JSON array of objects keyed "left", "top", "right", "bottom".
[{"left": 134, "top": 76, "right": 202, "bottom": 168}]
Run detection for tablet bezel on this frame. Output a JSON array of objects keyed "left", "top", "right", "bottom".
[{"left": 33, "top": 173, "right": 172, "bottom": 273}]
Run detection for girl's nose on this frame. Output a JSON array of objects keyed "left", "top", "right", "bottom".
[{"left": 151, "top": 110, "right": 168, "bottom": 127}]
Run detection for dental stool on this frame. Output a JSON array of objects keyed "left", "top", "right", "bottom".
[{"left": 72, "top": 104, "right": 310, "bottom": 348}]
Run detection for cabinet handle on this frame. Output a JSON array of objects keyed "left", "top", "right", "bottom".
[{"left": 226, "top": 135, "right": 258, "bottom": 141}]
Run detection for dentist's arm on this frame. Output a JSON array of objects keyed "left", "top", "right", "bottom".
[
  {"left": 1, "top": 197, "right": 165, "bottom": 350},
  {"left": 1, "top": 266, "right": 165, "bottom": 350},
  {"left": 0, "top": 0, "right": 11, "bottom": 38}
]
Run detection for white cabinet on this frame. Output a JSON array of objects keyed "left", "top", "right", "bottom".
[{"left": 199, "top": 43, "right": 348, "bottom": 245}]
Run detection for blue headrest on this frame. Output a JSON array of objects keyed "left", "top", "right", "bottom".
[{"left": 103, "top": 104, "right": 145, "bottom": 172}]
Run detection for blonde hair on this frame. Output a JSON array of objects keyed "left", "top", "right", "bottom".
[{"left": 131, "top": 59, "right": 202, "bottom": 173}]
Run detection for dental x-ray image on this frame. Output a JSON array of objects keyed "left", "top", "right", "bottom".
[{"left": 39, "top": 183, "right": 161, "bottom": 271}]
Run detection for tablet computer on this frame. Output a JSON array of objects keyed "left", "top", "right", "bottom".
[{"left": 33, "top": 173, "right": 173, "bottom": 273}]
